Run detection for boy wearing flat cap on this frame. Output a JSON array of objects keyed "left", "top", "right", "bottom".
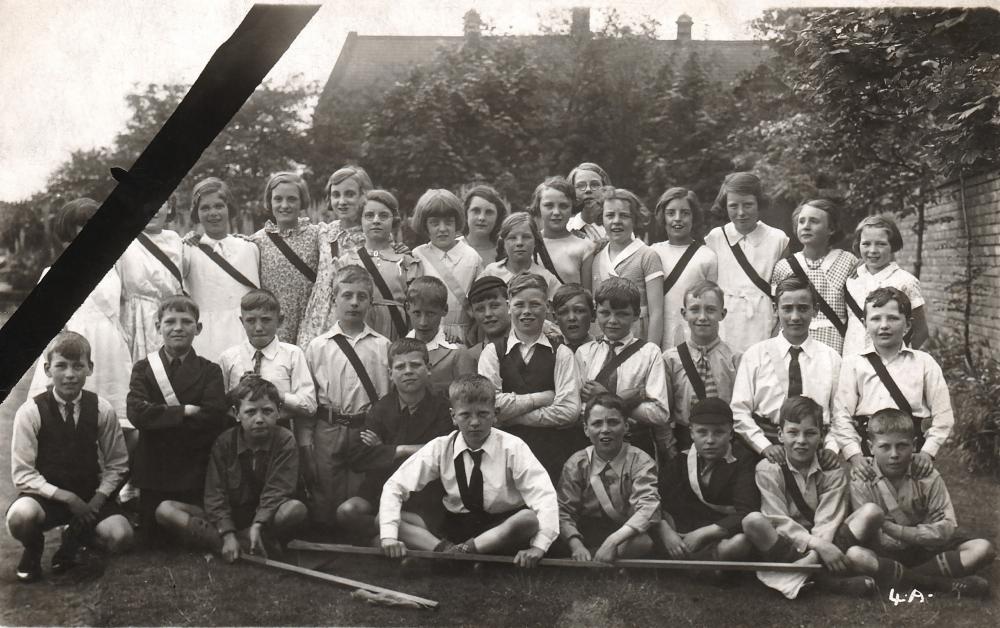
[{"left": 658, "top": 397, "right": 758, "bottom": 560}]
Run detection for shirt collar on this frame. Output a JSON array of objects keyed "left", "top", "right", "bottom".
[
  {"left": 454, "top": 430, "right": 496, "bottom": 458},
  {"left": 588, "top": 443, "right": 629, "bottom": 476},
  {"left": 871, "top": 458, "right": 911, "bottom": 482},
  {"left": 505, "top": 329, "right": 550, "bottom": 355},
  {"left": 776, "top": 333, "right": 815, "bottom": 357},
  {"left": 161, "top": 346, "right": 193, "bottom": 364},
  {"left": 696, "top": 443, "right": 737, "bottom": 466},
  {"left": 406, "top": 328, "right": 456, "bottom": 351},
  {"left": 245, "top": 336, "right": 280, "bottom": 360},
  {"left": 601, "top": 333, "right": 635, "bottom": 348},
  {"left": 724, "top": 221, "right": 762, "bottom": 245},
  {"left": 324, "top": 321, "right": 378, "bottom": 341},
  {"left": 859, "top": 261, "right": 900, "bottom": 281},
  {"left": 396, "top": 389, "right": 428, "bottom": 414},
  {"left": 795, "top": 249, "right": 840, "bottom": 273},
  {"left": 866, "top": 345, "right": 914, "bottom": 362},
  {"left": 690, "top": 337, "right": 721, "bottom": 355},
  {"left": 236, "top": 427, "right": 273, "bottom": 455},
  {"left": 51, "top": 389, "right": 82, "bottom": 406},
  {"left": 788, "top": 456, "right": 823, "bottom": 480},
  {"left": 264, "top": 217, "right": 310, "bottom": 236},
  {"left": 199, "top": 233, "right": 227, "bottom": 246}
]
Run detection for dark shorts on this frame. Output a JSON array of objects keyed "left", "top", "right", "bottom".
[
  {"left": 9, "top": 493, "right": 124, "bottom": 532},
  {"left": 769, "top": 521, "right": 858, "bottom": 562},
  {"left": 874, "top": 528, "right": 977, "bottom": 567},
  {"left": 441, "top": 506, "right": 528, "bottom": 544}
]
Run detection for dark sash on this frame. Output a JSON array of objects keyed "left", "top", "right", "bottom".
[
  {"left": 723, "top": 229, "right": 772, "bottom": 297},
  {"left": 196, "top": 243, "right": 258, "bottom": 289},
  {"left": 535, "top": 240, "right": 565, "bottom": 284},
  {"left": 662, "top": 241, "right": 703, "bottom": 294},
  {"left": 676, "top": 342, "right": 706, "bottom": 401},
  {"left": 786, "top": 255, "right": 847, "bottom": 336},
  {"left": 593, "top": 340, "right": 646, "bottom": 389},
  {"left": 265, "top": 231, "right": 317, "bottom": 283},
  {"left": 864, "top": 353, "right": 912, "bottom": 414},
  {"left": 332, "top": 334, "right": 378, "bottom": 404},
  {"left": 356, "top": 248, "right": 409, "bottom": 337},
  {"left": 781, "top": 464, "right": 815, "bottom": 525},
  {"left": 844, "top": 289, "right": 864, "bottom": 322},
  {"left": 137, "top": 233, "right": 184, "bottom": 289}
]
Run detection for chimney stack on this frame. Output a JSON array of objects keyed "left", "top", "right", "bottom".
[
  {"left": 676, "top": 13, "right": 693, "bottom": 42},
  {"left": 571, "top": 7, "right": 591, "bottom": 38},
  {"left": 463, "top": 9, "right": 483, "bottom": 41}
]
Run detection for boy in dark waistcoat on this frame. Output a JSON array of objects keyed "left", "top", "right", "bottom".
[
  {"left": 477, "top": 272, "right": 582, "bottom": 479},
  {"left": 126, "top": 295, "right": 228, "bottom": 545},
  {"left": 7, "top": 332, "right": 133, "bottom": 583}
]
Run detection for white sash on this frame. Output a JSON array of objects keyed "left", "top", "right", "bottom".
[
  {"left": 420, "top": 250, "right": 471, "bottom": 311},
  {"left": 875, "top": 477, "right": 913, "bottom": 526},
  {"left": 686, "top": 447, "right": 737, "bottom": 515},
  {"left": 148, "top": 351, "right": 181, "bottom": 406},
  {"left": 587, "top": 447, "right": 628, "bottom": 524}
]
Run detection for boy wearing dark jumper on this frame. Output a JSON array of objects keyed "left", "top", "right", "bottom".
[
  {"left": 7, "top": 332, "right": 133, "bottom": 582},
  {"left": 126, "top": 295, "right": 228, "bottom": 544}
]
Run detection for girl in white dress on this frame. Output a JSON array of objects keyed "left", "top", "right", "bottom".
[
  {"left": 704, "top": 173, "right": 789, "bottom": 353},
  {"left": 461, "top": 185, "right": 507, "bottom": 265},
  {"left": 532, "top": 176, "right": 595, "bottom": 288},
  {"left": 183, "top": 177, "right": 260, "bottom": 362},
  {"left": 649, "top": 187, "right": 718, "bottom": 350},
  {"left": 29, "top": 199, "right": 132, "bottom": 423},
  {"left": 116, "top": 195, "right": 184, "bottom": 361}
]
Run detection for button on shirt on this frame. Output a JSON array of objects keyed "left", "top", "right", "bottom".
[
  {"left": 731, "top": 335, "right": 841, "bottom": 454},
  {"left": 380, "top": 429, "right": 560, "bottom": 551},
  {"left": 219, "top": 337, "right": 317, "bottom": 420},
  {"left": 663, "top": 339, "right": 741, "bottom": 427},
  {"left": 304, "top": 322, "right": 391, "bottom": 415},
  {"left": 575, "top": 335, "right": 670, "bottom": 431}
]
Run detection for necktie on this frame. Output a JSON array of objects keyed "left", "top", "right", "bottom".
[
  {"left": 63, "top": 401, "right": 75, "bottom": 427},
  {"left": 252, "top": 350, "right": 263, "bottom": 375},
  {"left": 169, "top": 357, "right": 182, "bottom": 378},
  {"left": 600, "top": 340, "right": 622, "bottom": 393},
  {"left": 468, "top": 450, "right": 485, "bottom": 512},
  {"left": 602, "top": 462, "right": 624, "bottom": 513},
  {"left": 788, "top": 346, "right": 803, "bottom": 397},
  {"left": 695, "top": 347, "right": 719, "bottom": 399}
]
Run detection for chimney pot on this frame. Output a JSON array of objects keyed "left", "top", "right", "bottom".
[
  {"left": 676, "top": 13, "right": 693, "bottom": 42},
  {"left": 571, "top": 7, "right": 591, "bottom": 37}
]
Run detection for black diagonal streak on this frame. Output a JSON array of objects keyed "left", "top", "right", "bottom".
[{"left": 0, "top": 4, "right": 319, "bottom": 401}]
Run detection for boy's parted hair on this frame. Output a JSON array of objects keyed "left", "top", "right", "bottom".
[
  {"left": 406, "top": 276, "right": 449, "bottom": 311},
  {"left": 652, "top": 187, "right": 704, "bottom": 241},
  {"left": 865, "top": 286, "right": 912, "bottom": 319},
  {"left": 779, "top": 395, "right": 824, "bottom": 430},
  {"left": 528, "top": 176, "right": 575, "bottom": 218},
  {"left": 594, "top": 276, "right": 641, "bottom": 316},
  {"left": 332, "top": 264, "right": 374, "bottom": 298},
  {"left": 365, "top": 189, "right": 401, "bottom": 228},
  {"left": 241, "top": 288, "right": 281, "bottom": 314},
  {"left": 411, "top": 188, "right": 465, "bottom": 237},
  {"left": 852, "top": 215, "right": 904, "bottom": 255},
  {"left": 326, "top": 165, "right": 373, "bottom": 214},
  {"left": 463, "top": 185, "right": 509, "bottom": 241},
  {"left": 684, "top": 280, "right": 725, "bottom": 308},
  {"left": 507, "top": 272, "right": 549, "bottom": 299},
  {"left": 552, "top": 283, "right": 594, "bottom": 316},
  {"left": 55, "top": 198, "right": 100, "bottom": 243},
  {"left": 190, "top": 177, "right": 234, "bottom": 225},
  {"left": 583, "top": 393, "right": 628, "bottom": 424},
  {"left": 157, "top": 294, "right": 200, "bottom": 322},
  {"left": 229, "top": 375, "right": 283, "bottom": 411},
  {"left": 263, "top": 171, "right": 311, "bottom": 216},
  {"left": 792, "top": 198, "right": 845, "bottom": 245},
  {"left": 388, "top": 337, "right": 430, "bottom": 366},
  {"left": 568, "top": 162, "right": 611, "bottom": 188},
  {"left": 601, "top": 187, "right": 651, "bottom": 234},
  {"left": 45, "top": 331, "right": 92, "bottom": 364},
  {"left": 868, "top": 408, "right": 915, "bottom": 439},
  {"left": 711, "top": 172, "right": 770, "bottom": 218},
  {"left": 449, "top": 374, "right": 496, "bottom": 407},
  {"left": 495, "top": 211, "right": 545, "bottom": 263},
  {"left": 774, "top": 275, "right": 818, "bottom": 307}
]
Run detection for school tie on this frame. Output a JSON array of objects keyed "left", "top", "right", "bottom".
[
  {"left": 467, "top": 450, "right": 485, "bottom": 513},
  {"left": 695, "top": 346, "right": 719, "bottom": 399},
  {"left": 788, "top": 346, "right": 803, "bottom": 397},
  {"left": 602, "top": 462, "right": 624, "bottom": 513},
  {"left": 62, "top": 401, "right": 75, "bottom": 427},
  {"left": 252, "top": 350, "right": 264, "bottom": 375},
  {"left": 168, "top": 357, "right": 182, "bottom": 378},
  {"left": 600, "top": 340, "right": 622, "bottom": 394}
]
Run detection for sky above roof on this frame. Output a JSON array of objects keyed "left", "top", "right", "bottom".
[{"left": 0, "top": 0, "right": 974, "bottom": 201}]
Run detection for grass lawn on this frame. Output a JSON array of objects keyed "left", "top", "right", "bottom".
[{"left": 1, "top": 362, "right": 997, "bottom": 626}]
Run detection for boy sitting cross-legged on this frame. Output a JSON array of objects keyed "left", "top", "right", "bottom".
[
  {"left": 336, "top": 338, "right": 453, "bottom": 538},
  {"left": 576, "top": 277, "right": 673, "bottom": 462},
  {"left": 379, "top": 374, "right": 559, "bottom": 568},
  {"left": 742, "top": 396, "right": 884, "bottom": 599},
  {"left": 557, "top": 393, "right": 668, "bottom": 563},
  {"left": 127, "top": 295, "right": 229, "bottom": 545},
  {"left": 156, "top": 376, "right": 307, "bottom": 561},
  {"left": 848, "top": 408, "right": 995, "bottom": 598},
  {"left": 405, "top": 276, "right": 476, "bottom": 396},
  {"left": 658, "top": 398, "right": 757, "bottom": 562},
  {"left": 7, "top": 332, "right": 133, "bottom": 583}
]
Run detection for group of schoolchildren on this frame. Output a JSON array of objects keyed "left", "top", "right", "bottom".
[{"left": 7, "top": 165, "right": 994, "bottom": 603}]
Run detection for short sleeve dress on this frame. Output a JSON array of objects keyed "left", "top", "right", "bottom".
[
  {"left": 590, "top": 238, "right": 664, "bottom": 341},
  {"left": 251, "top": 218, "right": 320, "bottom": 344}
]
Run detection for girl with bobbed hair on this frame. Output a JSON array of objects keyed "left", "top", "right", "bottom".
[
  {"left": 461, "top": 184, "right": 508, "bottom": 264},
  {"left": 530, "top": 176, "right": 595, "bottom": 288},
  {"left": 566, "top": 162, "right": 611, "bottom": 242},
  {"left": 478, "top": 212, "right": 561, "bottom": 298}
]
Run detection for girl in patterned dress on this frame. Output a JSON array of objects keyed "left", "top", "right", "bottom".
[
  {"left": 532, "top": 176, "right": 595, "bottom": 288},
  {"left": 337, "top": 190, "right": 421, "bottom": 341},
  {"left": 297, "top": 166, "right": 372, "bottom": 347},
  {"left": 843, "top": 215, "right": 928, "bottom": 356},
  {"left": 184, "top": 177, "right": 261, "bottom": 362},
  {"left": 649, "top": 187, "right": 718, "bottom": 350},
  {"left": 478, "top": 212, "right": 562, "bottom": 298},
  {"left": 462, "top": 185, "right": 507, "bottom": 265},
  {"left": 704, "top": 173, "right": 789, "bottom": 353},
  {"left": 771, "top": 198, "right": 859, "bottom": 353},
  {"left": 251, "top": 172, "right": 319, "bottom": 344},
  {"left": 590, "top": 187, "right": 664, "bottom": 346}
]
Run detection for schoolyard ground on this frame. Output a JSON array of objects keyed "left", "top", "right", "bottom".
[{"left": 0, "top": 360, "right": 996, "bottom": 627}]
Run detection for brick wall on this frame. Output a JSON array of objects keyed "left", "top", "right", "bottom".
[{"left": 893, "top": 170, "right": 1000, "bottom": 349}]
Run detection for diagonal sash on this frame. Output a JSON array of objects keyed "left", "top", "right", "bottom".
[
  {"left": 356, "top": 248, "right": 409, "bottom": 337},
  {"left": 875, "top": 477, "right": 913, "bottom": 526},
  {"left": 864, "top": 353, "right": 913, "bottom": 415},
  {"left": 587, "top": 448, "right": 628, "bottom": 524},
  {"left": 844, "top": 288, "right": 864, "bottom": 322},
  {"left": 677, "top": 342, "right": 707, "bottom": 401},
  {"left": 593, "top": 340, "right": 645, "bottom": 389},
  {"left": 265, "top": 231, "right": 317, "bottom": 283},
  {"left": 331, "top": 334, "right": 378, "bottom": 405},
  {"left": 196, "top": 243, "right": 258, "bottom": 289},
  {"left": 137, "top": 233, "right": 184, "bottom": 289},
  {"left": 723, "top": 229, "right": 772, "bottom": 297},
  {"left": 780, "top": 464, "right": 816, "bottom": 525},
  {"left": 686, "top": 447, "right": 737, "bottom": 515},
  {"left": 147, "top": 351, "right": 181, "bottom": 406},
  {"left": 786, "top": 255, "right": 847, "bottom": 336},
  {"left": 420, "top": 250, "right": 471, "bottom": 311},
  {"left": 535, "top": 239, "right": 565, "bottom": 284},
  {"left": 662, "top": 241, "right": 703, "bottom": 294}
]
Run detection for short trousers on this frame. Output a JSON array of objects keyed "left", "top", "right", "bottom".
[
  {"left": 768, "top": 521, "right": 858, "bottom": 562},
  {"left": 874, "top": 528, "right": 976, "bottom": 567},
  {"left": 8, "top": 493, "right": 124, "bottom": 532},
  {"left": 441, "top": 506, "right": 528, "bottom": 543}
]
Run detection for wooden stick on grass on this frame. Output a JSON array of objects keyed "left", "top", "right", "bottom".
[
  {"left": 287, "top": 540, "right": 823, "bottom": 573},
  {"left": 241, "top": 554, "right": 439, "bottom": 610}
]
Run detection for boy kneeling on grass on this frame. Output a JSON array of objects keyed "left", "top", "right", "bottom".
[
  {"left": 379, "top": 374, "right": 559, "bottom": 568},
  {"left": 557, "top": 393, "right": 668, "bottom": 563},
  {"left": 848, "top": 408, "right": 995, "bottom": 598},
  {"left": 8, "top": 332, "right": 133, "bottom": 583},
  {"left": 742, "top": 396, "right": 883, "bottom": 599},
  {"left": 157, "top": 376, "right": 307, "bottom": 562}
]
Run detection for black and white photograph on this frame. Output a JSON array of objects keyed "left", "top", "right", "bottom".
[{"left": 0, "top": 1, "right": 997, "bottom": 625}]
